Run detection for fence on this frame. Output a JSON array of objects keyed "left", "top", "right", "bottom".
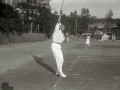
[{"left": 0, "top": 33, "right": 46, "bottom": 44}]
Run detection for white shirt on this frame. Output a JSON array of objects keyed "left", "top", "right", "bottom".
[
  {"left": 52, "top": 23, "right": 65, "bottom": 43},
  {"left": 86, "top": 36, "right": 90, "bottom": 44}
]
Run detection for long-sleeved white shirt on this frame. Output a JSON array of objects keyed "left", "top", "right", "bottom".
[{"left": 52, "top": 23, "right": 65, "bottom": 43}]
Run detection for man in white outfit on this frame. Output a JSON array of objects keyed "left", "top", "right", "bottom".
[{"left": 51, "top": 10, "right": 68, "bottom": 78}]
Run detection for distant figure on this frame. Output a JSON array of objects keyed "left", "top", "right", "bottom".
[
  {"left": 100, "top": 34, "right": 110, "bottom": 42},
  {"left": 101, "top": 35, "right": 104, "bottom": 42},
  {"left": 112, "top": 34, "right": 116, "bottom": 41},
  {"left": 5, "top": 39, "right": 10, "bottom": 45},
  {"left": 86, "top": 36, "right": 90, "bottom": 46},
  {"left": 65, "top": 32, "right": 69, "bottom": 41}
]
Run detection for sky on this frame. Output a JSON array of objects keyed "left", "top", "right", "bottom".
[
  {"left": 50, "top": 0, "right": 120, "bottom": 19},
  {"left": 9, "top": 0, "right": 120, "bottom": 19}
]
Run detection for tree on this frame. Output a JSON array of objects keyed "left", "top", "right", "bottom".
[
  {"left": 53, "top": 10, "right": 58, "bottom": 15},
  {"left": 74, "top": 10, "right": 78, "bottom": 36},
  {"left": 15, "top": 0, "right": 53, "bottom": 38},
  {"left": 105, "top": 9, "right": 113, "bottom": 19},
  {"left": 89, "top": 16, "right": 97, "bottom": 24},
  {"left": 105, "top": 9, "right": 113, "bottom": 32},
  {"left": 70, "top": 12, "right": 74, "bottom": 18},
  {"left": 68, "top": 11, "right": 78, "bottom": 35},
  {"left": 61, "top": 14, "right": 70, "bottom": 34},
  {"left": 38, "top": 6, "right": 53, "bottom": 38},
  {"left": 80, "top": 8, "right": 90, "bottom": 34},
  {"left": 0, "top": 2, "right": 23, "bottom": 39}
]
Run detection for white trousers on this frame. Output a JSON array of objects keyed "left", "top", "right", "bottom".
[{"left": 51, "top": 43, "right": 64, "bottom": 73}]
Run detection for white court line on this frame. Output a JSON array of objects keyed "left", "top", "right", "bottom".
[
  {"left": 53, "top": 78, "right": 62, "bottom": 89},
  {"left": 68, "top": 74, "right": 80, "bottom": 76},
  {"left": 80, "top": 56, "right": 120, "bottom": 59},
  {"left": 68, "top": 56, "right": 80, "bottom": 71},
  {"left": 80, "top": 59, "right": 120, "bottom": 61},
  {"left": 51, "top": 55, "right": 119, "bottom": 90},
  {"left": 53, "top": 56, "right": 80, "bottom": 89}
]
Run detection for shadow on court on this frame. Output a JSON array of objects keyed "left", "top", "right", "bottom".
[{"left": 31, "top": 55, "right": 57, "bottom": 75}]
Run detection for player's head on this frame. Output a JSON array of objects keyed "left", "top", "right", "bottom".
[
  {"left": 87, "top": 36, "right": 90, "bottom": 38},
  {"left": 59, "top": 24, "right": 65, "bottom": 31}
]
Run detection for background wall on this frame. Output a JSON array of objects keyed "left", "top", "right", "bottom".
[{"left": 0, "top": 33, "right": 47, "bottom": 44}]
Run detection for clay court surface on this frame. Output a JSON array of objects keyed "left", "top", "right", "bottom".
[{"left": 0, "top": 39, "right": 120, "bottom": 90}]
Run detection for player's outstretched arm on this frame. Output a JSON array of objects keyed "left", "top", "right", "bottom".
[{"left": 58, "top": 10, "right": 63, "bottom": 24}]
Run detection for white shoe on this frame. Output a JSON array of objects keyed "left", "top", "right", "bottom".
[{"left": 59, "top": 72, "right": 67, "bottom": 78}]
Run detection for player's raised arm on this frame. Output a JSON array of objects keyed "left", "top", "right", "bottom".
[{"left": 58, "top": 9, "right": 63, "bottom": 24}]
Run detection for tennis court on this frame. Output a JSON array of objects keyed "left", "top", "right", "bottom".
[{"left": 0, "top": 39, "right": 120, "bottom": 90}]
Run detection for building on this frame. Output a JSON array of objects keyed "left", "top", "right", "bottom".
[
  {"left": 88, "top": 23, "right": 98, "bottom": 29},
  {"left": 111, "top": 25, "right": 120, "bottom": 40},
  {"left": 88, "top": 22, "right": 120, "bottom": 40},
  {"left": 89, "top": 22, "right": 106, "bottom": 30}
]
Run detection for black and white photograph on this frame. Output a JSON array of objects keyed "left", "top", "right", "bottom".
[{"left": 0, "top": 0, "right": 120, "bottom": 90}]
